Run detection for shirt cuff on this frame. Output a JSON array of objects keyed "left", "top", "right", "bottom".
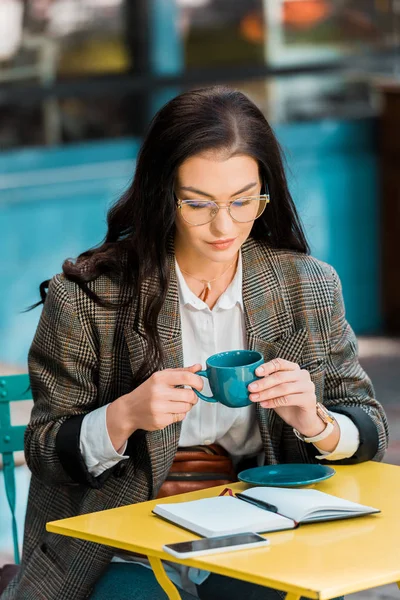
[
  {"left": 79, "top": 404, "right": 129, "bottom": 477},
  {"left": 314, "top": 413, "right": 360, "bottom": 461}
]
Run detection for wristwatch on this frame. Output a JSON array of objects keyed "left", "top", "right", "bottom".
[{"left": 293, "top": 403, "right": 336, "bottom": 443}]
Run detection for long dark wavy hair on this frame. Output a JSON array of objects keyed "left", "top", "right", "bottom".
[{"left": 37, "top": 86, "right": 309, "bottom": 383}]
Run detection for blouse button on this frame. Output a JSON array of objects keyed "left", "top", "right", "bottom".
[{"left": 203, "top": 439, "right": 212, "bottom": 445}]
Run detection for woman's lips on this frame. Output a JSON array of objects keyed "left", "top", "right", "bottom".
[{"left": 207, "top": 238, "right": 236, "bottom": 250}]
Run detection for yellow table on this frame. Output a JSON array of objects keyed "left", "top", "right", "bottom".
[{"left": 47, "top": 462, "right": 400, "bottom": 600}]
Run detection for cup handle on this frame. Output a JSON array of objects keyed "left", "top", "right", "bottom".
[{"left": 193, "top": 370, "right": 218, "bottom": 403}]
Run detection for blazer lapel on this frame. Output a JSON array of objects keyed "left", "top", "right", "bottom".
[
  {"left": 124, "top": 249, "right": 184, "bottom": 497},
  {"left": 242, "top": 239, "right": 308, "bottom": 463}
]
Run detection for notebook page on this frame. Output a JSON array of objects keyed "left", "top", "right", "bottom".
[
  {"left": 153, "top": 496, "right": 293, "bottom": 537},
  {"left": 240, "top": 487, "right": 378, "bottom": 523}
]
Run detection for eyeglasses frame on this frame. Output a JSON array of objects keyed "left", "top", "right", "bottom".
[{"left": 175, "top": 190, "right": 271, "bottom": 227}]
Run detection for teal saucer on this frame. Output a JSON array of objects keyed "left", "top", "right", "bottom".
[{"left": 238, "top": 464, "right": 335, "bottom": 488}]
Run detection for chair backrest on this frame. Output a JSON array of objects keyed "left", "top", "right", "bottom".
[{"left": 0, "top": 374, "right": 31, "bottom": 564}]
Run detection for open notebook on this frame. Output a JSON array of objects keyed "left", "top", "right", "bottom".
[{"left": 153, "top": 487, "right": 380, "bottom": 538}]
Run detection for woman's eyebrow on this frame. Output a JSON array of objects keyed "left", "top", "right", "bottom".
[{"left": 179, "top": 181, "right": 258, "bottom": 198}]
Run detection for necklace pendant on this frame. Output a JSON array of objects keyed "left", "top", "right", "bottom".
[
  {"left": 200, "top": 281, "right": 211, "bottom": 302},
  {"left": 179, "top": 258, "right": 237, "bottom": 304}
]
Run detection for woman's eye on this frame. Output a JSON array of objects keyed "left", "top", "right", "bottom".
[
  {"left": 185, "top": 201, "right": 212, "bottom": 210},
  {"left": 232, "top": 198, "right": 250, "bottom": 207}
]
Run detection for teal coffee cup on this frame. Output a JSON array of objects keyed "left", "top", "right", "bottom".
[{"left": 193, "top": 350, "right": 264, "bottom": 408}]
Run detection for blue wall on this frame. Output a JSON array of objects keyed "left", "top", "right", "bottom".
[
  {"left": 278, "top": 119, "right": 380, "bottom": 335},
  {"left": 0, "top": 119, "right": 381, "bottom": 367}
]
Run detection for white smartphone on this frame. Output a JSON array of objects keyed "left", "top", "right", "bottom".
[{"left": 163, "top": 532, "right": 269, "bottom": 559}]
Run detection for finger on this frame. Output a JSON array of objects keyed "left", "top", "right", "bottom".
[
  {"left": 250, "top": 382, "right": 310, "bottom": 403},
  {"left": 259, "top": 393, "right": 309, "bottom": 409},
  {"left": 165, "top": 364, "right": 202, "bottom": 373},
  {"left": 167, "top": 401, "right": 194, "bottom": 414},
  {"left": 255, "top": 358, "right": 300, "bottom": 377},
  {"left": 248, "top": 369, "right": 304, "bottom": 393},
  {"left": 170, "top": 412, "right": 186, "bottom": 424},
  {"left": 168, "top": 387, "right": 198, "bottom": 405},
  {"left": 159, "top": 370, "right": 204, "bottom": 390},
  {"left": 180, "top": 364, "right": 203, "bottom": 373}
]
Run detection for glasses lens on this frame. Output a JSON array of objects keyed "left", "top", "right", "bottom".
[
  {"left": 180, "top": 200, "right": 217, "bottom": 225},
  {"left": 230, "top": 197, "right": 267, "bottom": 223}
]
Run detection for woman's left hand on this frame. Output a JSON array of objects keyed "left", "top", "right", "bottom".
[{"left": 248, "top": 358, "right": 325, "bottom": 437}]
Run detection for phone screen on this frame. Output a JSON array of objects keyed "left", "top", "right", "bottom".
[{"left": 164, "top": 532, "right": 265, "bottom": 554}]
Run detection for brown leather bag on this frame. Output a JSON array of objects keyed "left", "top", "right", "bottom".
[{"left": 156, "top": 444, "right": 237, "bottom": 499}]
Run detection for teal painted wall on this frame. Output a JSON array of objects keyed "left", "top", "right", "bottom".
[
  {"left": 278, "top": 119, "right": 380, "bottom": 336},
  {"left": 0, "top": 119, "right": 381, "bottom": 367}
]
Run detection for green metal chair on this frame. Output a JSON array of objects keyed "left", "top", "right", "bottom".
[{"left": 0, "top": 374, "right": 31, "bottom": 564}]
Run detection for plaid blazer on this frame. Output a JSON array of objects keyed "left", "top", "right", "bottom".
[{"left": 2, "top": 237, "right": 388, "bottom": 600}]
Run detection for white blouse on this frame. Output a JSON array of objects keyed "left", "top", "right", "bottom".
[{"left": 175, "top": 253, "right": 263, "bottom": 460}]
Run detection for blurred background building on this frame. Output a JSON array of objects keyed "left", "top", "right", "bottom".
[
  {"left": 1, "top": 4, "right": 400, "bottom": 594},
  {"left": 1, "top": 0, "right": 400, "bottom": 366}
]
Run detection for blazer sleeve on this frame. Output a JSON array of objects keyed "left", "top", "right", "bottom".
[
  {"left": 25, "top": 274, "right": 113, "bottom": 487},
  {"left": 308, "top": 267, "right": 389, "bottom": 464}
]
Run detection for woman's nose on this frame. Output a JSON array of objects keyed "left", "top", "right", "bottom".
[{"left": 210, "top": 206, "right": 235, "bottom": 234}]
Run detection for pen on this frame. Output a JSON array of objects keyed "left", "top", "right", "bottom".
[{"left": 235, "top": 492, "right": 278, "bottom": 513}]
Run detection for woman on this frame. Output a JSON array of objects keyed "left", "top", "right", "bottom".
[{"left": 2, "top": 86, "right": 388, "bottom": 600}]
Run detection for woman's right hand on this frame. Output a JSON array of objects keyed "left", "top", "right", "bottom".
[{"left": 106, "top": 364, "right": 203, "bottom": 451}]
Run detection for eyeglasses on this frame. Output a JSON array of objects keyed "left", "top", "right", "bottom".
[{"left": 176, "top": 194, "right": 270, "bottom": 226}]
